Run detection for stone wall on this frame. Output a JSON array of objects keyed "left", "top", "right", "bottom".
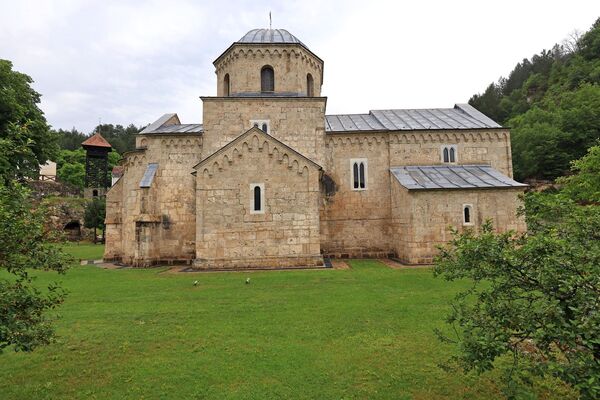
[
  {"left": 391, "top": 183, "right": 526, "bottom": 264},
  {"left": 202, "top": 97, "right": 327, "bottom": 166},
  {"left": 320, "top": 136, "right": 393, "bottom": 258},
  {"left": 104, "top": 135, "right": 202, "bottom": 266},
  {"left": 194, "top": 129, "right": 322, "bottom": 269},
  {"left": 320, "top": 129, "right": 517, "bottom": 259},
  {"left": 214, "top": 44, "right": 323, "bottom": 96}
]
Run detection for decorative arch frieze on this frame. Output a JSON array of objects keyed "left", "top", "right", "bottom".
[
  {"left": 215, "top": 46, "right": 323, "bottom": 74},
  {"left": 325, "top": 129, "right": 507, "bottom": 147},
  {"left": 198, "top": 132, "right": 316, "bottom": 178}
]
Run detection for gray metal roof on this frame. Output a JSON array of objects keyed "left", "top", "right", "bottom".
[
  {"left": 140, "top": 163, "right": 158, "bottom": 188},
  {"left": 325, "top": 114, "right": 386, "bottom": 131},
  {"left": 140, "top": 113, "right": 203, "bottom": 134},
  {"left": 149, "top": 124, "right": 203, "bottom": 134},
  {"left": 390, "top": 165, "right": 527, "bottom": 190},
  {"left": 238, "top": 29, "right": 305, "bottom": 46},
  {"left": 326, "top": 104, "right": 501, "bottom": 132}
]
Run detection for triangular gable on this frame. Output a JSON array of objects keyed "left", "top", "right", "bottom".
[{"left": 192, "top": 127, "right": 322, "bottom": 171}]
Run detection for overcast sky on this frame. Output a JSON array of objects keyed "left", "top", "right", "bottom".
[{"left": 1, "top": 0, "right": 599, "bottom": 133}]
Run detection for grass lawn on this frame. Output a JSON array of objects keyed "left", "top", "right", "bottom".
[
  {"left": 0, "top": 244, "right": 572, "bottom": 399},
  {"left": 60, "top": 242, "right": 105, "bottom": 261}
]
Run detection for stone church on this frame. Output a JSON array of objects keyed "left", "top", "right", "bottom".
[{"left": 104, "top": 28, "right": 527, "bottom": 268}]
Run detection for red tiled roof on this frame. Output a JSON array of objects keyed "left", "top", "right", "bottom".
[
  {"left": 112, "top": 166, "right": 124, "bottom": 176},
  {"left": 81, "top": 133, "right": 112, "bottom": 148}
]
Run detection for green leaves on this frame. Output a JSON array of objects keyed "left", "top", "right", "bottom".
[
  {"left": 468, "top": 18, "right": 600, "bottom": 182},
  {"left": 0, "top": 183, "right": 71, "bottom": 353},
  {"left": 0, "top": 59, "right": 57, "bottom": 182},
  {"left": 434, "top": 193, "right": 600, "bottom": 399}
]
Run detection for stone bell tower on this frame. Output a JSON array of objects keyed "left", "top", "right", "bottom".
[{"left": 81, "top": 132, "right": 112, "bottom": 198}]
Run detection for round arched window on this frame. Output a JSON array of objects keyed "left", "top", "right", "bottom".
[{"left": 261, "top": 66, "right": 274, "bottom": 92}]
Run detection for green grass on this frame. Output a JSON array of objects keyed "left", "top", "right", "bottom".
[
  {"left": 0, "top": 248, "right": 572, "bottom": 399},
  {"left": 60, "top": 242, "right": 105, "bottom": 261}
]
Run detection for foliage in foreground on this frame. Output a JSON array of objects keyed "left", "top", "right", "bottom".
[
  {"left": 0, "top": 184, "right": 70, "bottom": 352},
  {"left": 433, "top": 194, "right": 600, "bottom": 399},
  {"left": 0, "top": 59, "right": 70, "bottom": 353}
]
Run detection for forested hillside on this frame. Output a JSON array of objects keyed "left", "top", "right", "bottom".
[{"left": 469, "top": 17, "right": 600, "bottom": 181}]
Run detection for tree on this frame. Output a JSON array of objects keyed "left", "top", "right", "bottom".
[
  {"left": 433, "top": 193, "right": 600, "bottom": 398},
  {"left": 557, "top": 144, "right": 600, "bottom": 204},
  {"left": 0, "top": 60, "right": 70, "bottom": 353},
  {"left": 54, "top": 128, "right": 87, "bottom": 151},
  {"left": 0, "top": 183, "right": 70, "bottom": 352},
  {"left": 92, "top": 123, "right": 140, "bottom": 154},
  {"left": 468, "top": 17, "right": 600, "bottom": 182},
  {"left": 0, "top": 59, "right": 58, "bottom": 181},
  {"left": 84, "top": 197, "right": 106, "bottom": 243}
]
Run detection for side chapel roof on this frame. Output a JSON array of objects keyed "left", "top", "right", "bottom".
[{"left": 391, "top": 165, "right": 527, "bottom": 191}]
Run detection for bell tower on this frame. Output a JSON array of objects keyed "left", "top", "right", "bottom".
[{"left": 81, "top": 132, "right": 112, "bottom": 198}]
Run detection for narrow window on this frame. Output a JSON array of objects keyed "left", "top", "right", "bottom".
[
  {"left": 441, "top": 145, "right": 458, "bottom": 163},
  {"left": 92, "top": 189, "right": 98, "bottom": 197},
  {"left": 359, "top": 162, "right": 365, "bottom": 189},
  {"left": 463, "top": 204, "right": 473, "bottom": 225},
  {"left": 307, "top": 73, "right": 314, "bottom": 97},
  {"left": 250, "top": 120, "right": 269, "bottom": 134},
  {"left": 261, "top": 66, "right": 274, "bottom": 92},
  {"left": 351, "top": 159, "right": 368, "bottom": 190},
  {"left": 223, "top": 73, "right": 230, "bottom": 96},
  {"left": 253, "top": 186, "right": 261, "bottom": 211},
  {"left": 250, "top": 183, "right": 265, "bottom": 214}
]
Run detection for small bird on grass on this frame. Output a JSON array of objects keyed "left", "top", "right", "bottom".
[
  {"left": 245, "top": 277, "right": 251, "bottom": 284},
  {"left": 193, "top": 280, "right": 199, "bottom": 286}
]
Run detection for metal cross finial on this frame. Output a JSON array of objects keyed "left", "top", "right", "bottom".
[{"left": 269, "top": 11, "right": 272, "bottom": 29}]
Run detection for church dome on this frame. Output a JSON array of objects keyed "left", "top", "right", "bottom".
[{"left": 237, "top": 29, "right": 305, "bottom": 46}]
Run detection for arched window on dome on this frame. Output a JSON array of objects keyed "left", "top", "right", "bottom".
[
  {"left": 307, "top": 73, "right": 314, "bottom": 97},
  {"left": 261, "top": 66, "right": 274, "bottom": 92},
  {"left": 223, "top": 74, "right": 230, "bottom": 97}
]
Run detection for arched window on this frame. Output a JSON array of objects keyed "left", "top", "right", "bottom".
[
  {"left": 463, "top": 204, "right": 473, "bottom": 225},
  {"left": 92, "top": 189, "right": 98, "bottom": 197},
  {"left": 351, "top": 159, "right": 368, "bottom": 190},
  {"left": 223, "top": 73, "right": 230, "bottom": 96},
  {"left": 250, "top": 183, "right": 265, "bottom": 214},
  {"left": 254, "top": 186, "right": 261, "bottom": 211},
  {"left": 261, "top": 66, "right": 274, "bottom": 92},
  {"left": 261, "top": 123, "right": 268, "bottom": 133},
  {"left": 441, "top": 145, "right": 457, "bottom": 163},
  {"left": 307, "top": 73, "right": 314, "bottom": 97}
]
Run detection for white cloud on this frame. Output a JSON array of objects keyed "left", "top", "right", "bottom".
[{"left": 0, "top": 0, "right": 598, "bottom": 132}]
